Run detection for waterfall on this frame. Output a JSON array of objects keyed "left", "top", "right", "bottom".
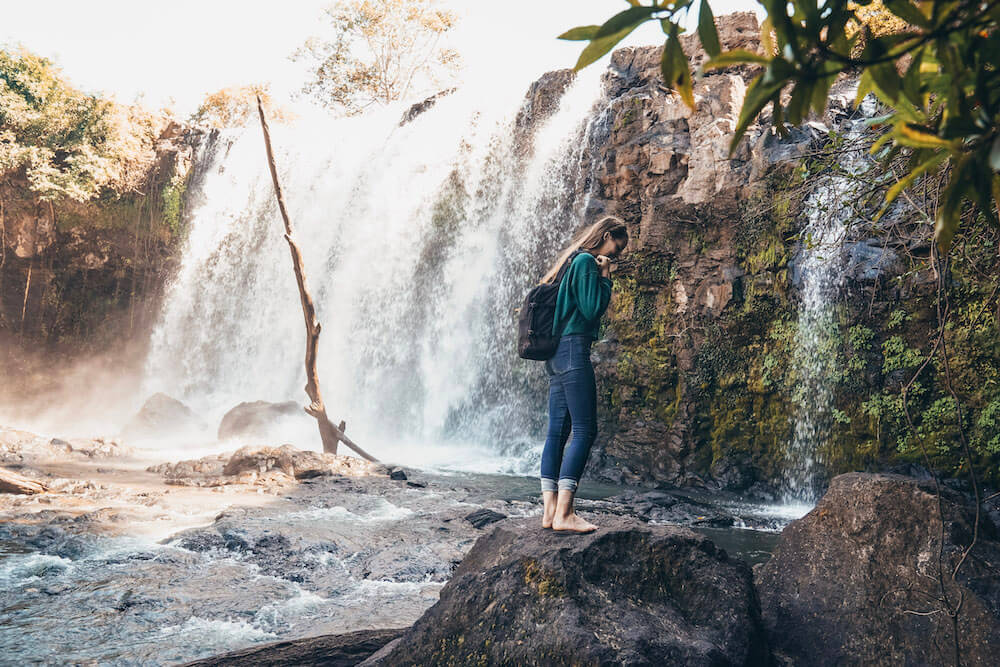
[
  {"left": 783, "top": 97, "right": 877, "bottom": 503},
  {"left": 142, "top": 66, "right": 608, "bottom": 474}
]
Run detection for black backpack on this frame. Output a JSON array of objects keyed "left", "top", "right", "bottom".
[{"left": 517, "top": 250, "right": 583, "bottom": 360}]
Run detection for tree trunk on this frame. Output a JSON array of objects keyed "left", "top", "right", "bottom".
[
  {"left": 255, "top": 95, "right": 377, "bottom": 463},
  {"left": 0, "top": 467, "right": 48, "bottom": 494}
]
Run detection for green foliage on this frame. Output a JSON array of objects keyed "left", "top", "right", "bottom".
[
  {"left": 161, "top": 175, "right": 187, "bottom": 235},
  {"left": 880, "top": 334, "right": 924, "bottom": 372},
  {"left": 974, "top": 398, "right": 1000, "bottom": 454},
  {"left": 887, "top": 308, "right": 910, "bottom": 329},
  {"left": 563, "top": 0, "right": 1000, "bottom": 256},
  {"left": 0, "top": 46, "right": 161, "bottom": 203}
]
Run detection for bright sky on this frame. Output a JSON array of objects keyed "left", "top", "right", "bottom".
[{"left": 1, "top": 0, "right": 764, "bottom": 116}]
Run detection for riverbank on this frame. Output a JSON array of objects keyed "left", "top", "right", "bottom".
[{"left": 0, "top": 424, "right": 792, "bottom": 664}]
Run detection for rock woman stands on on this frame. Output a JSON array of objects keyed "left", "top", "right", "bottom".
[{"left": 538, "top": 216, "right": 628, "bottom": 533}]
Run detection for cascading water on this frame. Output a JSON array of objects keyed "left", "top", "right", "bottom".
[
  {"left": 783, "top": 97, "right": 877, "bottom": 503},
  {"left": 143, "top": 66, "right": 610, "bottom": 474}
]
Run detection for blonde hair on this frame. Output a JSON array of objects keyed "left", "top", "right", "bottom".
[{"left": 539, "top": 215, "right": 629, "bottom": 285}]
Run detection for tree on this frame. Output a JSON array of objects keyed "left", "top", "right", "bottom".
[
  {"left": 294, "top": 0, "right": 461, "bottom": 115},
  {"left": 192, "top": 84, "right": 292, "bottom": 129},
  {"left": 561, "top": 0, "right": 1000, "bottom": 255},
  {"left": 0, "top": 46, "right": 160, "bottom": 203}
]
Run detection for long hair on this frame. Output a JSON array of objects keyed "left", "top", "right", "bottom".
[{"left": 538, "top": 215, "right": 629, "bottom": 285}]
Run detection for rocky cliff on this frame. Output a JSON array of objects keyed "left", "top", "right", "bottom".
[
  {"left": 0, "top": 121, "right": 200, "bottom": 399},
  {"left": 535, "top": 12, "right": 1000, "bottom": 495}
]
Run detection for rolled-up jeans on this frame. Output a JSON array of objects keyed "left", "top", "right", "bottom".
[{"left": 541, "top": 334, "right": 597, "bottom": 493}]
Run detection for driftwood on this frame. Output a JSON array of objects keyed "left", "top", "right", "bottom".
[
  {"left": 255, "top": 95, "right": 377, "bottom": 463},
  {"left": 0, "top": 467, "right": 48, "bottom": 494}
]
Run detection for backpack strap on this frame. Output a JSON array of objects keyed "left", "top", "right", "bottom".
[{"left": 553, "top": 249, "right": 585, "bottom": 284}]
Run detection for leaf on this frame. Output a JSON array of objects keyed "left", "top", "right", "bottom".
[
  {"left": 868, "top": 130, "right": 895, "bottom": 156},
  {"left": 594, "top": 6, "right": 659, "bottom": 39},
  {"left": 661, "top": 36, "right": 676, "bottom": 93},
  {"left": 760, "top": 17, "right": 775, "bottom": 56},
  {"left": 990, "top": 135, "right": 1000, "bottom": 171},
  {"left": 701, "top": 49, "right": 770, "bottom": 71},
  {"left": 884, "top": 0, "right": 931, "bottom": 28},
  {"left": 883, "top": 150, "right": 947, "bottom": 208},
  {"left": 573, "top": 24, "right": 644, "bottom": 70},
  {"left": 787, "top": 80, "right": 812, "bottom": 125},
  {"left": 558, "top": 26, "right": 601, "bottom": 41},
  {"left": 665, "top": 22, "right": 695, "bottom": 110},
  {"left": 698, "top": 0, "right": 721, "bottom": 57},
  {"left": 810, "top": 63, "right": 839, "bottom": 116},
  {"left": 727, "top": 66, "right": 789, "bottom": 156},
  {"left": 855, "top": 68, "right": 876, "bottom": 107},
  {"left": 862, "top": 113, "right": 895, "bottom": 128},
  {"left": 970, "top": 156, "right": 1000, "bottom": 228},
  {"left": 900, "top": 47, "right": 924, "bottom": 109},
  {"left": 897, "top": 123, "right": 956, "bottom": 149},
  {"left": 934, "top": 156, "right": 969, "bottom": 255},
  {"left": 869, "top": 62, "right": 902, "bottom": 104}
]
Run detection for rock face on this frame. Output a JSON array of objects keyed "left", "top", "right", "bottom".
[
  {"left": 365, "top": 517, "right": 770, "bottom": 666},
  {"left": 216, "top": 400, "right": 302, "bottom": 440},
  {"left": 521, "top": 11, "right": 1000, "bottom": 495},
  {"left": 0, "top": 121, "right": 197, "bottom": 362},
  {"left": 756, "top": 473, "right": 1000, "bottom": 666}
]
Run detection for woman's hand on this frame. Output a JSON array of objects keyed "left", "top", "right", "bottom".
[{"left": 595, "top": 255, "right": 612, "bottom": 278}]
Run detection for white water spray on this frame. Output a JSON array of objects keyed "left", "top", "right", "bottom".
[{"left": 143, "top": 66, "right": 608, "bottom": 473}]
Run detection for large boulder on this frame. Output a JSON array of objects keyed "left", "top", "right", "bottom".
[
  {"left": 756, "top": 473, "right": 1000, "bottom": 666},
  {"left": 217, "top": 400, "right": 303, "bottom": 441},
  {"left": 121, "top": 393, "right": 205, "bottom": 442},
  {"left": 364, "top": 517, "right": 769, "bottom": 666}
]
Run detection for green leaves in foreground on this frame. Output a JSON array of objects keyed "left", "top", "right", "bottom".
[
  {"left": 562, "top": 0, "right": 1000, "bottom": 255},
  {"left": 560, "top": 5, "right": 660, "bottom": 71}
]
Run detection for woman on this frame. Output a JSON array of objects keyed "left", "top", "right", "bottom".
[{"left": 539, "top": 216, "right": 628, "bottom": 533}]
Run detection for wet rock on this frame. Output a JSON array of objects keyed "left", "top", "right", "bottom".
[
  {"left": 222, "top": 445, "right": 379, "bottom": 480},
  {"left": 513, "top": 68, "right": 576, "bottom": 151},
  {"left": 844, "top": 238, "right": 902, "bottom": 282},
  {"left": 399, "top": 88, "right": 456, "bottom": 126},
  {"left": 121, "top": 393, "right": 205, "bottom": 442},
  {"left": 217, "top": 400, "right": 302, "bottom": 441},
  {"left": 1, "top": 427, "right": 130, "bottom": 464},
  {"left": 364, "top": 517, "right": 769, "bottom": 666},
  {"left": 181, "top": 627, "right": 407, "bottom": 667},
  {"left": 148, "top": 444, "right": 382, "bottom": 488},
  {"left": 388, "top": 467, "right": 407, "bottom": 481},
  {"left": 597, "top": 488, "right": 737, "bottom": 527},
  {"left": 756, "top": 473, "right": 1000, "bottom": 666},
  {"left": 463, "top": 508, "right": 506, "bottom": 529}
]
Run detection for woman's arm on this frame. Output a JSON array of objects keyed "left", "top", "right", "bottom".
[{"left": 570, "top": 254, "right": 613, "bottom": 321}]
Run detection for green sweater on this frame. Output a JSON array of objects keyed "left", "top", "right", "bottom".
[{"left": 552, "top": 252, "right": 613, "bottom": 339}]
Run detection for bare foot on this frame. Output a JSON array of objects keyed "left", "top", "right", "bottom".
[
  {"left": 541, "top": 491, "right": 556, "bottom": 529},
  {"left": 551, "top": 513, "right": 598, "bottom": 533}
]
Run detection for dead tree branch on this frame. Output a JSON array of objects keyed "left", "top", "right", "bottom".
[{"left": 255, "top": 95, "right": 377, "bottom": 463}]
